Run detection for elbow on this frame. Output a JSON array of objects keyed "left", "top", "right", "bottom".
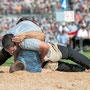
[
  {"left": 41, "top": 43, "right": 49, "bottom": 53},
  {"left": 39, "top": 41, "right": 49, "bottom": 53},
  {"left": 44, "top": 43, "right": 49, "bottom": 52}
]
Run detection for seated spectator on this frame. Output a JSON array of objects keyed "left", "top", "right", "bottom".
[
  {"left": 16, "top": 5, "right": 22, "bottom": 15},
  {"left": 70, "top": 22, "right": 78, "bottom": 32},
  {"left": 46, "top": 35, "right": 58, "bottom": 44},
  {"left": 73, "top": 1, "right": 80, "bottom": 12},
  {"left": 62, "top": 23, "right": 69, "bottom": 33},
  {"left": 58, "top": 23, "right": 63, "bottom": 32},
  {"left": 59, "top": 23, "right": 69, "bottom": 33},
  {"left": 57, "top": 30, "right": 69, "bottom": 46}
]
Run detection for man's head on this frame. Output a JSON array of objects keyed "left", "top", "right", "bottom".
[{"left": 2, "top": 34, "right": 18, "bottom": 55}]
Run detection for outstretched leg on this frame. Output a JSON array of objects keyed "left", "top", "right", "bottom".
[
  {"left": 0, "top": 48, "right": 11, "bottom": 65},
  {"left": 57, "top": 61, "right": 85, "bottom": 72},
  {"left": 57, "top": 45, "right": 90, "bottom": 69}
]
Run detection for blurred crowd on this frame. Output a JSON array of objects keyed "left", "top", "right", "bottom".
[
  {"left": 0, "top": 0, "right": 89, "bottom": 14},
  {"left": 0, "top": 13, "right": 90, "bottom": 49},
  {"left": 0, "top": 0, "right": 56, "bottom": 15},
  {"left": 0, "top": 0, "right": 90, "bottom": 51}
]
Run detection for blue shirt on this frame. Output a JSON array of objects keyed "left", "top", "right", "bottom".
[
  {"left": 59, "top": 34, "right": 69, "bottom": 45},
  {"left": 70, "top": 25, "right": 78, "bottom": 32},
  {"left": 17, "top": 49, "right": 42, "bottom": 72}
]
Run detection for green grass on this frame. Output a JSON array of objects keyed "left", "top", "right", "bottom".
[
  {"left": 2, "top": 51, "right": 90, "bottom": 66},
  {"left": 2, "top": 57, "right": 14, "bottom": 66}
]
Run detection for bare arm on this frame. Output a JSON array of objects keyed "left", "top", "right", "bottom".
[
  {"left": 12, "top": 31, "right": 49, "bottom": 63},
  {"left": 39, "top": 40, "right": 50, "bottom": 63},
  {"left": 19, "top": 38, "right": 49, "bottom": 63},
  {"left": 12, "top": 31, "right": 45, "bottom": 42}
]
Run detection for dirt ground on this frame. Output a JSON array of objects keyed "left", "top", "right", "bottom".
[{"left": 0, "top": 66, "right": 90, "bottom": 90}]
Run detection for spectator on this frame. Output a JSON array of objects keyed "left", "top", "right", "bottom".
[
  {"left": 77, "top": 26, "right": 88, "bottom": 51},
  {"left": 57, "top": 30, "right": 69, "bottom": 46},
  {"left": 77, "top": 26, "right": 88, "bottom": 39},
  {"left": 75, "top": 11, "right": 82, "bottom": 23},
  {"left": 62, "top": 23, "right": 69, "bottom": 33},
  {"left": 46, "top": 35, "right": 58, "bottom": 43},
  {"left": 70, "top": 22, "right": 78, "bottom": 32},
  {"left": 16, "top": 5, "right": 22, "bottom": 15}
]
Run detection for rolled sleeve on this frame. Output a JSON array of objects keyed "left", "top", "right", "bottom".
[{"left": 20, "top": 38, "right": 39, "bottom": 51}]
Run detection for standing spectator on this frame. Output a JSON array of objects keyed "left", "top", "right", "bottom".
[
  {"left": 75, "top": 11, "right": 82, "bottom": 24},
  {"left": 77, "top": 26, "right": 88, "bottom": 52},
  {"left": 77, "top": 26, "right": 88, "bottom": 40},
  {"left": 68, "top": 22, "right": 78, "bottom": 49},
  {"left": 88, "top": 27, "right": 90, "bottom": 39}
]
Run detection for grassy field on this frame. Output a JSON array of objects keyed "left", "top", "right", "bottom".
[{"left": 2, "top": 51, "right": 90, "bottom": 66}]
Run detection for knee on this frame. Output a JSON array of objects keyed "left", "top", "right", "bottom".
[{"left": 9, "top": 60, "right": 25, "bottom": 73}]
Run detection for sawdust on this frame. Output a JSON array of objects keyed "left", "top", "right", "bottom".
[{"left": 0, "top": 66, "right": 90, "bottom": 90}]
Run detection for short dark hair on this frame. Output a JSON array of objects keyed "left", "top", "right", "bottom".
[
  {"left": 16, "top": 17, "right": 38, "bottom": 26},
  {"left": 2, "top": 34, "right": 16, "bottom": 49}
]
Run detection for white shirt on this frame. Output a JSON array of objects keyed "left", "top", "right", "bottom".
[
  {"left": 6, "top": 21, "right": 42, "bottom": 51},
  {"left": 77, "top": 29, "right": 88, "bottom": 38},
  {"left": 59, "top": 25, "right": 62, "bottom": 32},
  {"left": 88, "top": 30, "right": 90, "bottom": 37},
  {"left": 63, "top": 26, "right": 69, "bottom": 32}
]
